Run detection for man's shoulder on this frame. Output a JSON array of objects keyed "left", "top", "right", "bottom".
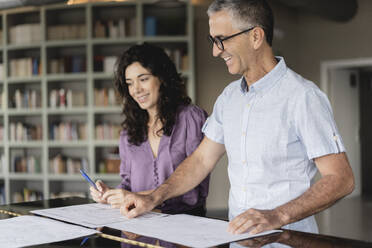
[
  {"left": 220, "top": 78, "right": 243, "bottom": 96},
  {"left": 284, "top": 68, "right": 321, "bottom": 94}
]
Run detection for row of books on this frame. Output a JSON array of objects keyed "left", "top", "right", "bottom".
[
  {"left": 97, "top": 153, "right": 120, "bottom": 174},
  {"left": 12, "top": 155, "right": 41, "bottom": 173},
  {"left": 11, "top": 89, "right": 41, "bottom": 109},
  {"left": 93, "top": 55, "right": 117, "bottom": 74},
  {"left": 49, "top": 122, "right": 87, "bottom": 141},
  {"left": 94, "top": 18, "right": 136, "bottom": 38},
  {"left": 49, "top": 154, "right": 88, "bottom": 174},
  {"left": 164, "top": 48, "right": 189, "bottom": 72},
  {"left": 94, "top": 88, "right": 119, "bottom": 107},
  {"left": 47, "top": 24, "right": 86, "bottom": 40},
  {"left": 49, "top": 88, "right": 86, "bottom": 108},
  {"left": 9, "top": 122, "right": 42, "bottom": 141},
  {"left": 9, "top": 57, "right": 41, "bottom": 77},
  {"left": 9, "top": 24, "right": 41, "bottom": 44},
  {"left": 95, "top": 123, "right": 121, "bottom": 140},
  {"left": 12, "top": 188, "right": 43, "bottom": 203},
  {"left": 49, "top": 56, "right": 86, "bottom": 74}
]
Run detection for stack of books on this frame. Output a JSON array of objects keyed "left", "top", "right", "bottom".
[
  {"left": 12, "top": 188, "right": 43, "bottom": 203},
  {"left": 9, "top": 24, "right": 41, "bottom": 44},
  {"left": 9, "top": 122, "right": 42, "bottom": 141},
  {"left": 49, "top": 88, "right": 86, "bottom": 108},
  {"left": 9, "top": 57, "right": 41, "bottom": 77},
  {"left": 47, "top": 24, "right": 86, "bottom": 40},
  {"left": 49, "top": 154, "right": 88, "bottom": 174},
  {"left": 49, "top": 56, "right": 86, "bottom": 74},
  {"left": 95, "top": 123, "right": 121, "bottom": 140},
  {"left": 12, "top": 89, "right": 40, "bottom": 109},
  {"left": 12, "top": 155, "right": 41, "bottom": 173},
  {"left": 49, "top": 122, "right": 87, "bottom": 141},
  {"left": 94, "top": 88, "right": 118, "bottom": 106},
  {"left": 94, "top": 18, "right": 136, "bottom": 38}
]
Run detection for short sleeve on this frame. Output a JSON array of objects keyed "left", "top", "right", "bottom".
[
  {"left": 202, "top": 93, "right": 225, "bottom": 144},
  {"left": 294, "top": 88, "right": 345, "bottom": 160},
  {"left": 185, "top": 106, "right": 208, "bottom": 156},
  {"left": 117, "top": 132, "right": 131, "bottom": 190}
]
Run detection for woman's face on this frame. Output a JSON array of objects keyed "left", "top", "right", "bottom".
[{"left": 125, "top": 62, "right": 161, "bottom": 113}]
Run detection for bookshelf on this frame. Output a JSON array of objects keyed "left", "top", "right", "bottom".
[{"left": 0, "top": 0, "right": 195, "bottom": 204}]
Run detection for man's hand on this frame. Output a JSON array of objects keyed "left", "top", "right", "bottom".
[
  {"left": 228, "top": 208, "right": 285, "bottom": 235},
  {"left": 120, "top": 193, "right": 157, "bottom": 218},
  {"left": 101, "top": 189, "right": 130, "bottom": 208},
  {"left": 90, "top": 180, "right": 110, "bottom": 204}
]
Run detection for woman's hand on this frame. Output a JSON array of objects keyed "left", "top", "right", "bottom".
[
  {"left": 90, "top": 180, "right": 110, "bottom": 204},
  {"left": 102, "top": 189, "right": 131, "bottom": 208}
]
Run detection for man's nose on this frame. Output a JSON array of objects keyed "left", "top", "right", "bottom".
[{"left": 212, "top": 42, "right": 223, "bottom": 57}]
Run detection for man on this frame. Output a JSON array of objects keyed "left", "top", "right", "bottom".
[{"left": 120, "top": 0, "right": 354, "bottom": 235}]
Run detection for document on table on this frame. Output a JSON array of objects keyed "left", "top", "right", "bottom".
[
  {"left": 0, "top": 215, "right": 99, "bottom": 248},
  {"left": 31, "top": 203, "right": 167, "bottom": 228},
  {"left": 106, "top": 214, "right": 281, "bottom": 248}
]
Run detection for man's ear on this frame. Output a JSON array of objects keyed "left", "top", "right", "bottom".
[{"left": 251, "top": 27, "right": 265, "bottom": 50}]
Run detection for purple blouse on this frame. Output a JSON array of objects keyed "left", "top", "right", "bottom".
[{"left": 117, "top": 105, "right": 209, "bottom": 214}]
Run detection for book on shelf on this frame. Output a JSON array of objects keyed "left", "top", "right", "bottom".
[
  {"left": 164, "top": 48, "right": 188, "bottom": 72},
  {"left": 9, "top": 57, "right": 41, "bottom": 77},
  {"left": 94, "top": 88, "right": 119, "bottom": 107},
  {"left": 50, "top": 88, "right": 86, "bottom": 108},
  {"left": 145, "top": 16, "right": 157, "bottom": 36},
  {"left": 12, "top": 188, "right": 43, "bottom": 203},
  {"left": 49, "top": 154, "right": 88, "bottom": 174},
  {"left": 95, "top": 123, "right": 121, "bottom": 140},
  {"left": 93, "top": 55, "right": 117, "bottom": 73},
  {"left": 49, "top": 55, "right": 85, "bottom": 74},
  {"left": 9, "top": 122, "right": 42, "bottom": 141},
  {"left": 49, "top": 122, "right": 87, "bottom": 141},
  {"left": 12, "top": 155, "right": 41, "bottom": 173},
  {"left": 94, "top": 18, "right": 136, "bottom": 38},
  {"left": 47, "top": 24, "right": 86, "bottom": 40},
  {"left": 9, "top": 23, "right": 41, "bottom": 44},
  {"left": 98, "top": 150, "right": 120, "bottom": 174},
  {"left": 12, "top": 89, "right": 40, "bottom": 109}
]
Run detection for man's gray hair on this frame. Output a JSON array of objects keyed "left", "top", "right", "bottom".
[{"left": 207, "top": 0, "right": 274, "bottom": 46}]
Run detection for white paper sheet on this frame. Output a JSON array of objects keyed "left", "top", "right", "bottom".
[
  {"left": 106, "top": 214, "right": 281, "bottom": 248},
  {"left": 31, "top": 203, "right": 167, "bottom": 228},
  {"left": 0, "top": 215, "right": 99, "bottom": 248}
]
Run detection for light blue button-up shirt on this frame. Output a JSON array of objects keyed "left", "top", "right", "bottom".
[{"left": 202, "top": 57, "right": 345, "bottom": 233}]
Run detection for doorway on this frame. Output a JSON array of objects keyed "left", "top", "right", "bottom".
[{"left": 321, "top": 58, "right": 372, "bottom": 197}]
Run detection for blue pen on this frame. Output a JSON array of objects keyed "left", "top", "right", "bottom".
[
  {"left": 80, "top": 237, "right": 89, "bottom": 246},
  {"left": 79, "top": 169, "right": 98, "bottom": 190}
]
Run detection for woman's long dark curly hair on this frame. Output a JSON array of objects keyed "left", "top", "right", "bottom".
[{"left": 114, "top": 43, "right": 191, "bottom": 146}]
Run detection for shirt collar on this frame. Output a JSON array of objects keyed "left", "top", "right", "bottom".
[{"left": 240, "top": 56, "right": 287, "bottom": 96}]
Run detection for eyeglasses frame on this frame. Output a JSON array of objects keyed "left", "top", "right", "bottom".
[{"left": 208, "top": 26, "right": 256, "bottom": 51}]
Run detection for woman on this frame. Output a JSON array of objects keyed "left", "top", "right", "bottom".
[{"left": 90, "top": 43, "right": 209, "bottom": 217}]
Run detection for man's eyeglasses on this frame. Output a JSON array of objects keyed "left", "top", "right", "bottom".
[{"left": 208, "top": 27, "right": 255, "bottom": 51}]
